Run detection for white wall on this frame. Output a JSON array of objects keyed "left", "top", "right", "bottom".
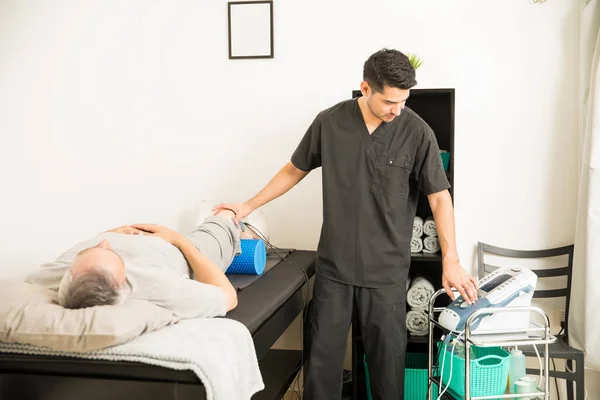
[{"left": 0, "top": 0, "right": 594, "bottom": 397}]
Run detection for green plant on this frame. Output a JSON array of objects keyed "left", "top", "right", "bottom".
[{"left": 406, "top": 53, "right": 424, "bottom": 70}]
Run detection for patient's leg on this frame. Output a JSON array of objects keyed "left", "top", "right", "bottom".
[
  {"left": 213, "top": 209, "right": 260, "bottom": 240},
  {"left": 195, "top": 201, "right": 259, "bottom": 240},
  {"left": 186, "top": 204, "right": 261, "bottom": 273}
]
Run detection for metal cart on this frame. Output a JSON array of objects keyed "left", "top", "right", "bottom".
[{"left": 427, "top": 289, "right": 557, "bottom": 400}]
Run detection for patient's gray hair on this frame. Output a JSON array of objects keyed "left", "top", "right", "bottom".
[{"left": 58, "top": 267, "right": 125, "bottom": 309}]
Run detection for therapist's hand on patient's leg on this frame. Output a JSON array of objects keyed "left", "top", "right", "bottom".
[
  {"left": 131, "top": 224, "right": 184, "bottom": 247},
  {"left": 212, "top": 202, "right": 253, "bottom": 224}
]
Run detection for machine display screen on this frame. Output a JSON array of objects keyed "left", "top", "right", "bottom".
[{"left": 480, "top": 274, "right": 512, "bottom": 293}]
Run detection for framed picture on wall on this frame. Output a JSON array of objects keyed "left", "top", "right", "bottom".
[{"left": 227, "top": 1, "right": 274, "bottom": 59}]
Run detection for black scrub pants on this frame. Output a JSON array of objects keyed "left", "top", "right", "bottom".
[{"left": 304, "top": 273, "right": 407, "bottom": 400}]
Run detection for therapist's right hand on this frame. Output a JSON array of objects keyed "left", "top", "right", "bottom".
[{"left": 212, "top": 201, "right": 253, "bottom": 224}]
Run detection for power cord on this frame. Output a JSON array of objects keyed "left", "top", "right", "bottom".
[
  {"left": 532, "top": 344, "right": 543, "bottom": 388},
  {"left": 437, "top": 330, "right": 466, "bottom": 400},
  {"left": 244, "top": 222, "right": 310, "bottom": 399},
  {"left": 514, "top": 322, "right": 553, "bottom": 399}
]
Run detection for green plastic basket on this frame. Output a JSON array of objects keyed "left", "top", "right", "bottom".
[
  {"left": 437, "top": 342, "right": 510, "bottom": 398},
  {"left": 364, "top": 353, "right": 438, "bottom": 400}
]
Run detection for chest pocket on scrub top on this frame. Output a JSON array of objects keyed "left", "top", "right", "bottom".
[{"left": 373, "top": 153, "right": 412, "bottom": 199}]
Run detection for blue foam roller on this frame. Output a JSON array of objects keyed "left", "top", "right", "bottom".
[{"left": 226, "top": 239, "right": 267, "bottom": 275}]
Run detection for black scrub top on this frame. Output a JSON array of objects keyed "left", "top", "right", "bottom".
[{"left": 291, "top": 98, "right": 450, "bottom": 288}]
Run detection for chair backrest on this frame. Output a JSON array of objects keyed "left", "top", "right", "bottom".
[{"left": 477, "top": 242, "right": 575, "bottom": 334}]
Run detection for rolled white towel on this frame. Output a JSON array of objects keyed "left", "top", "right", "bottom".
[
  {"left": 413, "top": 216, "right": 424, "bottom": 238},
  {"left": 423, "top": 216, "right": 437, "bottom": 237},
  {"left": 410, "top": 236, "right": 423, "bottom": 253},
  {"left": 423, "top": 236, "right": 441, "bottom": 254},
  {"left": 406, "top": 309, "right": 429, "bottom": 336},
  {"left": 407, "top": 277, "right": 435, "bottom": 309}
]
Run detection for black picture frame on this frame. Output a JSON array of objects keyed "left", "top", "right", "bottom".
[{"left": 227, "top": 1, "right": 274, "bottom": 59}]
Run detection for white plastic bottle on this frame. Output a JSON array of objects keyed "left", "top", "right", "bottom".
[{"left": 509, "top": 348, "right": 526, "bottom": 393}]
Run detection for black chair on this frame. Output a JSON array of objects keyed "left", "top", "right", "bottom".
[{"left": 477, "top": 242, "right": 585, "bottom": 400}]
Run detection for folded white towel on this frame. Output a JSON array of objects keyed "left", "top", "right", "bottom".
[
  {"left": 423, "top": 236, "right": 441, "bottom": 254},
  {"left": 413, "top": 216, "right": 424, "bottom": 238},
  {"left": 406, "top": 277, "right": 435, "bottom": 309},
  {"left": 423, "top": 217, "right": 437, "bottom": 237},
  {"left": 410, "top": 236, "right": 423, "bottom": 253},
  {"left": 406, "top": 310, "right": 429, "bottom": 336}
]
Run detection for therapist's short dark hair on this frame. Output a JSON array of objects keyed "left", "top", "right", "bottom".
[{"left": 363, "top": 49, "right": 417, "bottom": 92}]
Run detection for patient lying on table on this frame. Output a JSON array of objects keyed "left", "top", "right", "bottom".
[{"left": 25, "top": 205, "right": 257, "bottom": 319}]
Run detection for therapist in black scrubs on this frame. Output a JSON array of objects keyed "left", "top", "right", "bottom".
[{"left": 214, "top": 48, "right": 478, "bottom": 400}]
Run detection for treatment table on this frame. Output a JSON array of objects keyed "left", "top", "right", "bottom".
[{"left": 0, "top": 249, "right": 316, "bottom": 400}]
